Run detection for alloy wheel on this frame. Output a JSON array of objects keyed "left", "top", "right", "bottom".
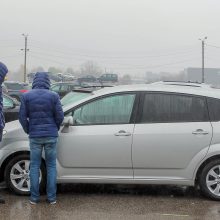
[
  {"left": 206, "top": 165, "right": 220, "bottom": 196},
  {"left": 10, "top": 160, "right": 42, "bottom": 192}
]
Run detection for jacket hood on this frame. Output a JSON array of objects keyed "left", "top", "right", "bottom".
[
  {"left": 32, "top": 72, "right": 50, "bottom": 89},
  {"left": 0, "top": 62, "right": 8, "bottom": 84}
]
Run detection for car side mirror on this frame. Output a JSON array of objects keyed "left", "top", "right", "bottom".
[
  {"left": 62, "top": 116, "right": 74, "bottom": 126},
  {"left": 61, "top": 116, "right": 74, "bottom": 133}
]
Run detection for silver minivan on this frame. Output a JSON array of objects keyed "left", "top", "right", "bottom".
[{"left": 1, "top": 82, "right": 220, "bottom": 200}]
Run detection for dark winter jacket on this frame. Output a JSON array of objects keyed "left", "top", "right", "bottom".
[
  {"left": 0, "top": 62, "right": 8, "bottom": 129},
  {"left": 19, "top": 72, "right": 64, "bottom": 138}
]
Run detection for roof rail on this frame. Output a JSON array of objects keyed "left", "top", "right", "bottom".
[
  {"left": 151, "top": 81, "right": 211, "bottom": 88},
  {"left": 163, "top": 80, "right": 202, "bottom": 84}
]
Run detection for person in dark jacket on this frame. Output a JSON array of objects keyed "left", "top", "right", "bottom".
[
  {"left": 19, "top": 72, "right": 64, "bottom": 205},
  {"left": 0, "top": 62, "right": 8, "bottom": 204}
]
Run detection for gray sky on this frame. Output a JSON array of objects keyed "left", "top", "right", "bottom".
[{"left": 1, "top": 0, "right": 220, "bottom": 76}]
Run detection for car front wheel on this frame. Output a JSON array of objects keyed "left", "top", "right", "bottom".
[
  {"left": 199, "top": 159, "right": 220, "bottom": 200},
  {"left": 5, "top": 154, "right": 46, "bottom": 195}
]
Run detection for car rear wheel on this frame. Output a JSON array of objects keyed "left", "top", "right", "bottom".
[
  {"left": 5, "top": 154, "right": 46, "bottom": 195},
  {"left": 199, "top": 159, "right": 220, "bottom": 200}
]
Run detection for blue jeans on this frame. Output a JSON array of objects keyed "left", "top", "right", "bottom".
[{"left": 29, "top": 137, "right": 58, "bottom": 202}]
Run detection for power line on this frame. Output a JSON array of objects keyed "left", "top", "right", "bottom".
[
  {"left": 205, "top": 43, "right": 220, "bottom": 49},
  {"left": 29, "top": 55, "right": 71, "bottom": 66},
  {"left": 30, "top": 50, "right": 199, "bottom": 69},
  {"left": 114, "top": 58, "right": 199, "bottom": 70},
  {"left": 31, "top": 38, "right": 198, "bottom": 56},
  {"left": 0, "top": 45, "right": 21, "bottom": 48},
  {"left": 0, "top": 54, "right": 22, "bottom": 59},
  {"left": 30, "top": 43, "right": 198, "bottom": 59}
]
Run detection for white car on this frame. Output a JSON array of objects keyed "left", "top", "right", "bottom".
[{"left": 1, "top": 81, "right": 220, "bottom": 200}]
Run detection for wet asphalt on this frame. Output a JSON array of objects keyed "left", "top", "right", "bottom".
[{"left": 0, "top": 184, "right": 220, "bottom": 220}]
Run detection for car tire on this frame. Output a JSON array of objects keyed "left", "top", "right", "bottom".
[
  {"left": 199, "top": 159, "right": 220, "bottom": 200},
  {"left": 5, "top": 154, "right": 46, "bottom": 195}
]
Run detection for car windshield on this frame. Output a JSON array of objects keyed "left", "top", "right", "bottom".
[{"left": 61, "top": 91, "right": 91, "bottom": 107}]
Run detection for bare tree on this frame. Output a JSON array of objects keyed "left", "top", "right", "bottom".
[
  {"left": 31, "top": 66, "right": 45, "bottom": 73},
  {"left": 65, "top": 67, "right": 75, "bottom": 75},
  {"left": 80, "top": 61, "right": 103, "bottom": 76},
  {"left": 48, "top": 67, "right": 63, "bottom": 74}
]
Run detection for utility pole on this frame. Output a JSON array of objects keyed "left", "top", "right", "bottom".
[
  {"left": 199, "top": 37, "right": 207, "bottom": 83},
  {"left": 21, "top": 34, "right": 29, "bottom": 82}
]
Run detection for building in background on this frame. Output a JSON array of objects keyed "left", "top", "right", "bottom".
[{"left": 186, "top": 68, "right": 220, "bottom": 86}]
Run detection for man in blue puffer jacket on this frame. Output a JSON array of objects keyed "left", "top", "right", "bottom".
[
  {"left": 19, "top": 72, "right": 64, "bottom": 205},
  {"left": 0, "top": 62, "right": 7, "bottom": 140},
  {"left": 0, "top": 62, "right": 8, "bottom": 204}
]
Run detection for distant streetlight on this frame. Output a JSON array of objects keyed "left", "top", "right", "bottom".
[{"left": 199, "top": 37, "right": 207, "bottom": 83}]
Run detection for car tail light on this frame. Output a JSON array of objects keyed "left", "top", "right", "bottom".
[{"left": 20, "top": 90, "right": 28, "bottom": 93}]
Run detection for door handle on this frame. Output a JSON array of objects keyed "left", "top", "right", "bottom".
[
  {"left": 114, "top": 130, "right": 131, "bottom": 136},
  {"left": 192, "top": 129, "right": 209, "bottom": 135}
]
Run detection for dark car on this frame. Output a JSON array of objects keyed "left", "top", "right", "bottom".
[
  {"left": 3, "top": 93, "right": 20, "bottom": 123},
  {"left": 77, "top": 75, "right": 97, "bottom": 83},
  {"left": 3, "top": 81, "right": 30, "bottom": 101},
  {"left": 50, "top": 82, "right": 83, "bottom": 98},
  {"left": 98, "top": 73, "right": 118, "bottom": 83}
]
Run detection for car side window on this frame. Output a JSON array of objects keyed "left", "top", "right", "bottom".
[
  {"left": 72, "top": 94, "right": 136, "bottom": 125},
  {"left": 140, "top": 93, "right": 209, "bottom": 123},
  {"left": 3, "top": 96, "right": 14, "bottom": 109},
  {"left": 207, "top": 98, "right": 220, "bottom": 121},
  {"left": 5, "top": 83, "right": 23, "bottom": 90}
]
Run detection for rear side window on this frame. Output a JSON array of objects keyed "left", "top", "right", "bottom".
[
  {"left": 140, "top": 93, "right": 209, "bottom": 123},
  {"left": 207, "top": 98, "right": 220, "bottom": 121},
  {"left": 5, "top": 83, "right": 23, "bottom": 90}
]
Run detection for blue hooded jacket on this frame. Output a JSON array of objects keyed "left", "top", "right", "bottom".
[
  {"left": 19, "top": 72, "right": 64, "bottom": 138},
  {"left": 0, "top": 62, "right": 8, "bottom": 129}
]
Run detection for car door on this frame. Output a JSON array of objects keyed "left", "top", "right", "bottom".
[
  {"left": 132, "top": 92, "right": 212, "bottom": 179},
  {"left": 57, "top": 93, "right": 137, "bottom": 179}
]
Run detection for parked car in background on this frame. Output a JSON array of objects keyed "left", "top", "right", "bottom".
[
  {"left": 28, "top": 72, "right": 63, "bottom": 83},
  {"left": 58, "top": 73, "right": 76, "bottom": 81},
  {"left": 3, "top": 93, "right": 20, "bottom": 123},
  {"left": 50, "top": 82, "right": 82, "bottom": 98},
  {"left": 3, "top": 81, "right": 30, "bottom": 101},
  {"left": 3, "top": 82, "right": 220, "bottom": 201},
  {"left": 98, "top": 73, "right": 118, "bottom": 83},
  {"left": 77, "top": 75, "right": 97, "bottom": 83}
]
